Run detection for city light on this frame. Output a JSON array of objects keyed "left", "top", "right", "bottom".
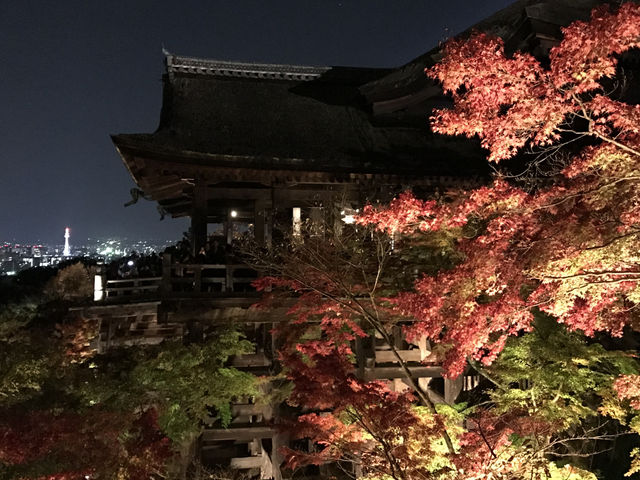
[{"left": 1, "top": 236, "right": 176, "bottom": 276}]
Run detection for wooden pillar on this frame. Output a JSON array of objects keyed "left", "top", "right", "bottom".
[
  {"left": 333, "top": 213, "right": 343, "bottom": 238},
  {"left": 271, "top": 399, "right": 286, "bottom": 480},
  {"left": 225, "top": 209, "right": 234, "bottom": 246},
  {"left": 254, "top": 200, "right": 272, "bottom": 246},
  {"left": 225, "top": 209, "right": 234, "bottom": 292},
  {"left": 354, "top": 460, "right": 363, "bottom": 479},
  {"left": 161, "top": 253, "right": 172, "bottom": 294},
  {"left": 271, "top": 432, "right": 285, "bottom": 480},
  {"left": 309, "top": 206, "right": 323, "bottom": 237},
  {"left": 445, "top": 376, "right": 464, "bottom": 404},
  {"left": 194, "top": 266, "right": 202, "bottom": 293},
  {"left": 392, "top": 325, "right": 404, "bottom": 350},
  {"left": 105, "top": 315, "right": 115, "bottom": 351},
  {"left": 355, "top": 336, "right": 365, "bottom": 380},
  {"left": 191, "top": 180, "right": 208, "bottom": 258},
  {"left": 264, "top": 206, "right": 272, "bottom": 246},
  {"left": 254, "top": 200, "right": 265, "bottom": 245}
]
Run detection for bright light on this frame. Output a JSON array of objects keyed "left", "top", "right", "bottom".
[
  {"left": 94, "top": 274, "right": 103, "bottom": 301},
  {"left": 292, "top": 207, "right": 302, "bottom": 237},
  {"left": 341, "top": 207, "right": 357, "bottom": 224},
  {"left": 127, "top": 260, "right": 134, "bottom": 266},
  {"left": 230, "top": 210, "right": 238, "bottom": 218}
]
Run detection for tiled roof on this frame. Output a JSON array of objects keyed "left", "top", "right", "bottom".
[{"left": 165, "top": 54, "right": 330, "bottom": 81}]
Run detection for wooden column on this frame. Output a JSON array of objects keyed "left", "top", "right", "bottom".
[
  {"left": 254, "top": 199, "right": 272, "bottom": 246},
  {"left": 309, "top": 206, "right": 323, "bottom": 237},
  {"left": 225, "top": 209, "right": 234, "bottom": 292},
  {"left": 355, "top": 336, "right": 366, "bottom": 380},
  {"left": 392, "top": 325, "right": 404, "bottom": 350},
  {"left": 191, "top": 180, "right": 208, "bottom": 258},
  {"left": 161, "top": 253, "right": 172, "bottom": 294},
  {"left": 225, "top": 209, "right": 234, "bottom": 246},
  {"left": 444, "top": 376, "right": 464, "bottom": 404}
]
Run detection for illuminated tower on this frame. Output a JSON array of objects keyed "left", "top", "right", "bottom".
[{"left": 63, "top": 227, "right": 71, "bottom": 257}]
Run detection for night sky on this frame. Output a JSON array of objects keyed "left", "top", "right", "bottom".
[{"left": 1, "top": 0, "right": 514, "bottom": 245}]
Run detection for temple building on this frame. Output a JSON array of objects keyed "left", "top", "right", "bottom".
[{"left": 73, "top": 1, "right": 616, "bottom": 478}]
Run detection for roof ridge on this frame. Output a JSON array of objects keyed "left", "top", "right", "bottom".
[{"left": 166, "top": 54, "right": 331, "bottom": 81}]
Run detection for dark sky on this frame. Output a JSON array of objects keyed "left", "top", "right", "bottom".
[{"left": 1, "top": 0, "right": 514, "bottom": 245}]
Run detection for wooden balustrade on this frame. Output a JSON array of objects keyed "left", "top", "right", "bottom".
[
  {"left": 164, "top": 263, "right": 257, "bottom": 293},
  {"left": 104, "top": 277, "right": 162, "bottom": 298},
  {"left": 97, "top": 262, "right": 258, "bottom": 300}
]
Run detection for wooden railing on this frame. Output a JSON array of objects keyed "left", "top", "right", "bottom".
[
  {"left": 163, "top": 263, "right": 257, "bottom": 294},
  {"left": 103, "top": 277, "right": 162, "bottom": 299},
  {"left": 96, "top": 261, "right": 258, "bottom": 300}
]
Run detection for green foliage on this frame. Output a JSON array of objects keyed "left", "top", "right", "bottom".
[
  {"left": 0, "top": 293, "right": 260, "bottom": 478},
  {"left": 488, "top": 313, "right": 639, "bottom": 429},
  {"left": 68, "top": 329, "right": 258, "bottom": 442},
  {"left": 130, "top": 331, "right": 257, "bottom": 441},
  {"left": 0, "top": 302, "right": 34, "bottom": 342},
  {"left": 0, "top": 303, "right": 60, "bottom": 408},
  {"left": 546, "top": 463, "right": 598, "bottom": 480}
]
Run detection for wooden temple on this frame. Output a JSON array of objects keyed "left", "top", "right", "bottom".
[{"left": 73, "top": 1, "right": 613, "bottom": 478}]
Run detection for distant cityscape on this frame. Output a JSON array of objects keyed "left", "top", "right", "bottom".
[{"left": 0, "top": 231, "right": 178, "bottom": 275}]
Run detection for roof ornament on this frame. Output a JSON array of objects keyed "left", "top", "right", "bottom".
[
  {"left": 124, "top": 188, "right": 152, "bottom": 207},
  {"left": 123, "top": 188, "right": 168, "bottom": 220}
]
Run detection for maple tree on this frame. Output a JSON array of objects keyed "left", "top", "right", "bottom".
[
  {"left": 0, "top": 408, "right": 171, "bottom": 480},
  {"left": 251, "top": 225, "right": 465, "bottom": 479},
  {"left": 254, "top": 3, "right": 640, "bottom": 479},
  {"left": 355, "top": 3, "right": 640, "bottom": 375}
]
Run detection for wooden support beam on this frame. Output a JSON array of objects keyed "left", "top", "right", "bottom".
[
  {"left": 191, "top": 180, "right": 208, "bottom": 257},
  {"left": 364, "top": 365, "right": 442, "bottom": 380},
  {"left": 202, "top": 426, "right": 274, "bottom": 442},
  {"left": 254, "top": 199, "right": 272, "bottom": 245},
  {"left": 272, "top": 188, "right": 358, "bottom": 206},
  {"left": 231, "top": 353, "right": 271, "bottom": 368},
  {"left": 71, "top": 301, "right": 160, "bottom": 318},
  {"left": 161, "top": 253, "right": 172, "bottom": 294},
  {"left": 200, "top": 446, "right": 245, "bottom": 456},
  {"left": 392, "top": 325, "right": 404, "bottom": 349},
  {"left": 230, "top": 456, "right": 263, "bottom": 469},
  {"left": 445, "top": 376, "right": 464, "bottom": 404},
  {"left": 355, "top": 336, "right": 366, "bottom": 380},
  {"left": 147, "top": 181, "right": 189, "bottom": 200},
  {"left": 168, "top": 305, "right": 293, "bottom": 325},
  {"left": 271, "top": 432, "right": 286, "bottom": 480},
  {"left": 207, "top": 187, "right": 271, "bottom": 200},
  {"left": 417, "top": 335, "right": 431, "bottom": 361},
  {"left": 374, "top": 349, "right": 422, "bottom": 364},
  {"left": 261, "top": 449, "right": 274, "bottom": 479},
  {"left": 231, "top": 404, "right": 272, "bottom": 417}
]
